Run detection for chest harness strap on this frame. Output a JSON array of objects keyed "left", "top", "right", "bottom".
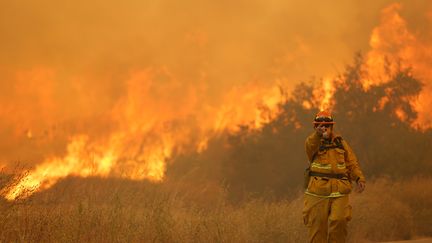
[{"left": 308, "top": 136, "right": 347, "bottom": 179}]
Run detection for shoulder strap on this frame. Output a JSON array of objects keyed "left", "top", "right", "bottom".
[
  {"left": 334, "top": 136, "right": 344, "bottom": 150},
  {"left": 309, "top": 136, "right": 345, "bottom": 163}
]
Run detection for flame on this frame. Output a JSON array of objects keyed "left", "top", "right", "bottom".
[
  {"left": 363, "top": 3, "right": 432, "bottom": 129},
  {"left": 394, "top": 108, "right": 408, "bottom": 122},
  {"left": 310, "top": 77, "right": 336, "bottom": 111},
  {"left": 6, "top": 2, "right": 432, "bottom": 200},
  {"left": 211, "top": 83, "right": 284, "bottom": 133},
  {"left": 294, "top": 2, "right": 432, "bottom": 127},
  {"left": 4, "top": 68, "right": 285, "bottom": 200},
  {"left": 320, "top": 78, "right": 336, "bottom": 111},
  {"left": 302, "top": 3, "right": 432, "bottom": 129}
]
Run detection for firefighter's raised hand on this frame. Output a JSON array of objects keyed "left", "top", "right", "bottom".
[{"left": 315, "top": 124, "right": 326, "bottom": 137}]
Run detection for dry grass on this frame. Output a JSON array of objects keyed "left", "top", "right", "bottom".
[{"left": 0, "top": 174, "right": 431, "bottom": 242}]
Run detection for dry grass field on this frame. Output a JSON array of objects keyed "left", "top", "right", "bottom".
[{"left": 1, "top": 173, "right": 431, "bottom": 242}]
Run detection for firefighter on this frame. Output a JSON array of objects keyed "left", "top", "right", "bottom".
[{"left": 303, "top": 110, "right": 366, "bottom": 243}]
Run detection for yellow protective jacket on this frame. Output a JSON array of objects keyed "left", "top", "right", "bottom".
[{"left": 305, "top": 132, "right": 365, "bottom": 197}]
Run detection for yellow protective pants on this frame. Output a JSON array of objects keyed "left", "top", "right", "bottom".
[{"left": 303, "top": 194, "right": 352, "bottom": 243}]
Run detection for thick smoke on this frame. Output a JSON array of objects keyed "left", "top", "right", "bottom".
[{"left": 0, "top": 0, "right": 431, "bottom": 167}]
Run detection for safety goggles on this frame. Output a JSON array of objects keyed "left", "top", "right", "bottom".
[{"left": 314, "top": 117, "right": 333, "bottom": 123}]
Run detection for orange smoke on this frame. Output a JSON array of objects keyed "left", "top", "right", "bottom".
[
  {"left": 0, "top": 68, "right": 56, "bottom": 138},
  {"left": 4, "top": 67, "right": 285, "bottom": 200},
  {"left": 364, "top": 3, "right": 432, "bottom": 129},
  {"left": 4, "top": 1, "right": 432, "bottom": 200}
]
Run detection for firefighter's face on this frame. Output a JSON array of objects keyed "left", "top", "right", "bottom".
[
  {"left": 315, "top": 123, "right": 332, "bottom": 130},
  {"left": 322, "top": 124, "right": 333, "bottom": 138},
  {"left": 315, "top": 123, "right": 333, "bottom": 138},
  {"left": 321, "top": 124, "right": 332, "bottom": 132}
]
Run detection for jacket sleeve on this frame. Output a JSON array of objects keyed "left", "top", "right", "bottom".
[
  {"left": 305, "top": 132, "right": 321, "bottom": 162},
  {"left": 341, "top": 140, "right": 366, "bottom": 183}
]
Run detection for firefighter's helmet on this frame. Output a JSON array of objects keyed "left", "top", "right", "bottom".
[{"left": 313, "top": 110, "right": 335, "bottom": 125}]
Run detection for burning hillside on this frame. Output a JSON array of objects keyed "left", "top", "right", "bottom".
[
  {"left": 1, "top": 1, "right": 432, "bottom": 201},
  {"left": 364, "top": 3, "right": 432, "bottom": 130}
]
